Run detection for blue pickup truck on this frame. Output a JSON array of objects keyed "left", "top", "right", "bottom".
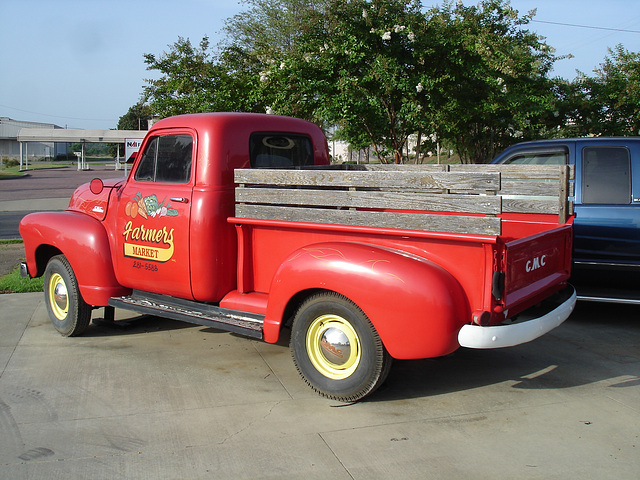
[{"left": 491, "top": 137, "right": 640, "bottom": 304}]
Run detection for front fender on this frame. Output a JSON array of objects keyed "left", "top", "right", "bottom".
[
  {"left": 264, "top": 242, "right": 469, "bottom": 359},
  {"left": 19, "top": 211, "right": 130, "bottom": 306}
]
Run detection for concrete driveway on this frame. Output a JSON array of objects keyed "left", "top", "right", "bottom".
[{"left": 0, "top": 293, "right": 638, "bottom": 479}]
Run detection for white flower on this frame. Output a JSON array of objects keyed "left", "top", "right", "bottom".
[
  {"left": 259, "top": 71, "right": 270, "bottom": 82},
  {"left": 417, "top": 105, "right": 423, "bottom": 111},
  {"left": 416, "top": 82, "right": 424, "bottom": 93},
  {"left": 394, "top": 25, "right": 406, "bottom": 33},
  {"left": 382, "top": 31, "right": 391, "bottom": 41},
  {"left": 266, "top": 107, "right": 274, "bottom": 115},
  {"left": 362, "top": 9, "right": 368, "bottom": 18},
  {"left": 370, "top": 28, "right": 376, "bottom": 34},
  {"left": 407, "top": 31, "right": 416, "bottom": 42},
  {"left": 280, "top": 62, "right": 285, "bottom": 69}
]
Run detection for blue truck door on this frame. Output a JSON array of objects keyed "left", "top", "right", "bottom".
[{"left": 573, "top": 141, "right": 640, "bottom": 267}]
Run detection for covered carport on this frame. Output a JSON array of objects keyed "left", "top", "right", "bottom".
[{"left": 16, "top": 128, "right": 147, "bottom": 171}]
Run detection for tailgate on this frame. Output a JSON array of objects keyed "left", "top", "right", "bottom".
[{"left": 502, "top": 225, "right": 572, "bottom": 308}]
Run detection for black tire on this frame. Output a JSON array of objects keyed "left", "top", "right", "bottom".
[
  {"left": 290, "top": 293, "right": 392, "bottom": 402},
  {"left": 43, "top": 255, "right": 92, "bottom": 337}
]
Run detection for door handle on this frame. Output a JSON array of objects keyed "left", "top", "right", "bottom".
[{"left": 170, "top": 197, "right": 189, "bottom": 203}]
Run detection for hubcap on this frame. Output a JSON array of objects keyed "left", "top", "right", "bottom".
[
  {"left": 306, "top": 314, "right": 361, "bottom": 380},
  {"left": 48, "top": 273, "right": 68, "bottom": 320},
  {"left": 320, "top": 328, "right": 351, "bottom": 365}
]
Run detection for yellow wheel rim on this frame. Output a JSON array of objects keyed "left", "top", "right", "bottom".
[
  {"left": 48, "top": 273, "right": 69, "bottom": 320},
  {"left": 306, "top": 314, "right": 361, "bottom": 380}
]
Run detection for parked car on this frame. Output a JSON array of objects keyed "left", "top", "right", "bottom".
[{"left": 491, "top": 137, "right": 640, "bottom": 304}]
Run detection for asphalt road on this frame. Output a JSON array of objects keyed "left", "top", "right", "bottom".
[
  {"left": 0, "top": 165, "right": 125, "bottom": 239},
  {"left": 0, "top": 211, "right": 27, "bottom": 240}
]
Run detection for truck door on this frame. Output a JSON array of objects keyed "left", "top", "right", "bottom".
[
  {"left": 115, "top": 131, "right": 195, "bottom": 299},
  {"left": 573, "top": 141, "right": 640, "bottom": 266}
]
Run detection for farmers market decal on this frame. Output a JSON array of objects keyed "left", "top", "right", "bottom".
[{"left": 122, "top": 193, "right": 178, "bottom": 262}]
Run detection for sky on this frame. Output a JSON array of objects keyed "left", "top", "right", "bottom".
[{"left": 0, "top": 0, "right": 638, "bottom": 131}]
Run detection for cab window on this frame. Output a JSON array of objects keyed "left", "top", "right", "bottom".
[
  {"left": 135, "top": 135, "right": 193, "bottom": 183},
  {"left": 582, "top": 147, "right": 630, "bottom": 204},
  {"left": 250, "top": 133, "right": 313, "bottom": 168}
]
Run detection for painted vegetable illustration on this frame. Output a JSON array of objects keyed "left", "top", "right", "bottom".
[{"left": 125, "top": 193, "right": 179, "bottom": 219}]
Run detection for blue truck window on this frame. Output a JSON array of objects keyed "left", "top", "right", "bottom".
[
  {"left": 582, "top": 147, "right": 630, "bottom": 204},
  {"left": 502, "top": 151, "right": 566, "bottom": 165}
]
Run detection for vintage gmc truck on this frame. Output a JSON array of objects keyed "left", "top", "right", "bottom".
[{"left": 20, "top": 113, "right": 576, "bottom": 401}]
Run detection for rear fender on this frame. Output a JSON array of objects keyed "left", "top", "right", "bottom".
[
  {"left": 19, "top": 211, "right": 130, "bottom": 306},
  {"left": 264, "top": 242, "right": 469, "bottom": 359}
]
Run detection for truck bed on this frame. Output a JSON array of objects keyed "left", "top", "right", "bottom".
[{"left": 230, "top": 164, "right": 574, "bottom": 323}]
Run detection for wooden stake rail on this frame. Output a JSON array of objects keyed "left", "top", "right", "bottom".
[{"left": 234, "top": 164, "right": 573, "bottom": 236}]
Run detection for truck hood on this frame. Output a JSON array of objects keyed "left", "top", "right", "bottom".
[{"left": 67, "top": 178, "right": 123, "bottom": 221}]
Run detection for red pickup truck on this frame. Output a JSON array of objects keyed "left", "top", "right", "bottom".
[{"left": 20, "top": 113, "right": 576, "bottom": 401}]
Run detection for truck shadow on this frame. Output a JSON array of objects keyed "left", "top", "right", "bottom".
[
  {"left": 83, "top": 302, "right": 639, "bottom": 402},
  {"left": 368, "top": 301, "right": 640, "bottom": 402},
  {"left": 85, "top": 313, "right": 196, "bottom": 337}
]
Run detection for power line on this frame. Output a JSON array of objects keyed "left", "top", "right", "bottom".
[
  {"left": 0, "top": 103, "right": 114, "bottom": 123},
  {"left": 531, "top": 20, "right": 640, "bottom": 34}
]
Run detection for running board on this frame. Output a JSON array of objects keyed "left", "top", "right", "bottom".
[{"left": 108, "top": 291, "right": 264, "bottom": 339}]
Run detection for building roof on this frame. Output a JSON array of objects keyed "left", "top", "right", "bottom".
[{"left": 17, "top": 128, "right": 147, "bottom": 143}]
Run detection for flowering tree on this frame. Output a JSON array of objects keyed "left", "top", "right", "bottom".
[
  {"left": 424, "top": 1, "right": 559, "bottom": 163},
  {"left": 264, "top": 0, "right": 429, "bottom": 162},
  {"left": 263, "top": 0, "right": 559, "bottom": 163}
]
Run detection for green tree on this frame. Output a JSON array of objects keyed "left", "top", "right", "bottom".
[
  {"left": 426, "top": 1, "right": 559, "bottom": 163},
  {"left": 571, "top": 45, "right": 640, "bottom": 136},
  {"left": 266, "top": 0, "right": 430, "bottom": 162},
  {"left": 140, "top": 0, "right": 565, "bottom": 164},
  {"left": 222, "top": 0, "right": 327, "bottom": 54},
  {"left": 143, "top": 37, "right": 222, "bottom": 117},
  {"left": 117, "top": 101, "right": 154, "bottom": 130},
  {"left": 265, "top": 0, "right": 561, "bottom": 163}
]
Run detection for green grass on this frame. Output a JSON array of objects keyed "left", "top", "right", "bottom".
[
  {"left": 0, "top": 267, "right": 44, "bottom": 294},
  {"left": 0, "top": 159, "right": 74, "bottom": 177},
  {"left": 0, "top": 240, "right": 43, "bottom": 293}
]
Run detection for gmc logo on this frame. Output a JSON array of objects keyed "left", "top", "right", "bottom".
[{"left": 526, "top": 255, "right": 546, "bottom": 272}]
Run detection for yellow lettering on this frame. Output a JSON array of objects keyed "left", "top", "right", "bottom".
[
  {"left": 123, "top": 221, "right": 133, "bottom": 241},
  {"left": 122, "top": 221, "right": 176, "bottom": 263}
]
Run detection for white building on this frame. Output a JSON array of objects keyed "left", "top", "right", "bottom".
[{"left": 0, "top": 117, "right": 68, "bottom": 159}]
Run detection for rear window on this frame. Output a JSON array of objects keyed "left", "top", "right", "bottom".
[
  {"left": 249, "top": 133, "right": 314, "bottom": 168},
  {"left": 582, "top": 147, "right": 630, "bottom": 204},
  {"left": 502, "top": 150, "right": 567, "bottom": 165}
]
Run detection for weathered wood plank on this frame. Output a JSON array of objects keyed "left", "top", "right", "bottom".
[
  {"left": 450, "top": 164, "right": 573, "bottom": 216},
  {"left": 500, "top": 196, "right": 560, "bottom": 214},
  {"left": 345, "top": 164, "right": 447, "bottom": 172},
  {"left": 235, "top": 169, "right": 500, "bottom": 193},
  {"left": 234, "top": 163, "right": 573, "bottom": 232},
  {"left": 449, "top": 164, "right": 574, "bottom": 180},
  {"left": 236, "top": 187, "right": 501, "bottom": 214},
  {"left": 236, "top": 204, "right": 501, "bottom": 236}
]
